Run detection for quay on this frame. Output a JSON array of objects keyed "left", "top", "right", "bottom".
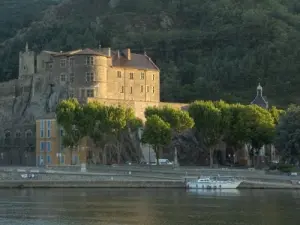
[{"left": 0, "top": 165, "right": 300, "bottom": 189}]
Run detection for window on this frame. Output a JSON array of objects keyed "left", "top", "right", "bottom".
[
  {"left": 60, "top": 73, "right": 66, "bottom": 82},
  {"left": 69, "top": 57, "right": 74, "bottom": 66},
  {"left": 40, "top": 120, "right": 44, "bottom": 138},
  {"left": 152, "top": 74, "right": 155, "bottom": 80},
  {"left": 47, "top": 142, "right": 51, "bottom": 152},
  {"left": 87, "top": 89, "right": 94, "bottom": 97},
  {"left": 40, "top": 141, "right": 45, "bottom": 152},
  {"left": 86, "top": 56, "right": 94, "bottom": 65},
  {"left": 140, "top": 72, "right": 145, "bottom": 80},
  {"left": 69, "top": 73, "right": 74, "bottom": 83},
  {"left": 81, "top": 89, "right": 85, "bottom": 98},
  {"left": 60, "top": 129, "right": 64, "bottom": 137},
  {"left": 130, "top": 86, "right": 133, "bottom": 94},
  {"left": 47, "top": 120, "right": 51, "bottom": 138},
  {"left": 60, "top": 59, "right": 66, "bottom": 68},
  {"left": 140, "top": 85, "right": 144, "bottom": 93},
  {"left": 117, "top": 71, "right": 122, "bottom": 78},
  {"left": 47, "top": 155, "right": 51, "bottom": 164},
  {"left": 120, "top": 86, "right": 124, "bottom": 93},
  {"left": 146, "top": 86, "right": 150, "bottom": 93},
  {"left": 15, "top": 131, "right": 21, "bottom": 138},
  {"left": 129, "top": 73, "right": 134, "bottom": 79},
  {"left": 4, "top": 131, "right": 11, "bottom": 139},
  {"left": 152, "top": 86, "right": 155, "bottom": 93},
  {"left": 25, "top": 130, "right": 32, "bottom": 138},
  {"left": 85, "top": 72, "right": 94, "bottom": 82}
]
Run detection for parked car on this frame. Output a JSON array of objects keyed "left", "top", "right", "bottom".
[{"left": 151, "top": 159, "right": 173, "bottom": 165}]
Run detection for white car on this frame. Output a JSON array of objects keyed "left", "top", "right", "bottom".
[{"left": 151, "top": 159, "right": 173, "bottom": 165}]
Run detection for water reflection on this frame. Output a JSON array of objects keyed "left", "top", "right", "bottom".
[
  {"left": 187, "top": 189, "right": 241, "bottom": 197},
  {"left": 0, "top": 189, "right": 299, "bottom": 225}
]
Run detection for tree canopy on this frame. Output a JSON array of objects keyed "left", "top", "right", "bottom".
[
  {"left": 141, "top": 115, "right": 172, "bottom": 164},
  {"left": 275, "top": 105, "right": 300, "bottom": 163},
  {"left": 56, "top": 99, "right": 140, "bottom": 163},
  {"left": 145, "top": 106, "right": 194, "bottom": 133}
]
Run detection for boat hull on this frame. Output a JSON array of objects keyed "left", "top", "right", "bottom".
[{"left": 186, "top": 180, "right": 242, "bottom": 189}]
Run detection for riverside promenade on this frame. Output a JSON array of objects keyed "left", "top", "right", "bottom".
[{"left": 0, "top": 165, "right": 300, "bottom": 189}]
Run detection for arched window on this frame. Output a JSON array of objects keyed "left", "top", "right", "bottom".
[
  {"left": 25, "top": 130, "right": 32, "bottom": 138},
  {"left": 15, "top": 130, "right": 21, "bottom": 138},
  {"left": 4, "top": 130, "right": 11, "bottom": 139},
  {"left": 4, "top": 130, "right": 11, "bottom": 145}
]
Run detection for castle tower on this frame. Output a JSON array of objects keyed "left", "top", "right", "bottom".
[{"left": 18, "top": 42, "right": 35, "bottom": 79}]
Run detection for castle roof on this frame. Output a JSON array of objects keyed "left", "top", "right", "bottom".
[
  {"left": 111, "top": 51, "right": 159, "bottom": 71},
  {"left": 250, "top": 83, "right": 268, "bottom": 109},
  {"left": 45, "top": 48, "right": 159, "bottom": 71}
]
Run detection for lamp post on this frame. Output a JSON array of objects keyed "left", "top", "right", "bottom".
[{"left": 148, "top": 145, "right": 151, "bottom": 171}]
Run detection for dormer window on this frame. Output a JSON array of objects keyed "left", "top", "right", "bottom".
[{"left": 86, "top": 56, "right": 94, "bottom": 65}]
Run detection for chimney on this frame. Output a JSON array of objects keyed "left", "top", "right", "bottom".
[
  {"left": 101, "top": 47, "right": 111, "bottom": 57},
  {"left": 125, "top": 48, "right": 131, "bottom": 60},
  {"left": 117, "top": 50, "right": 120, "bottom": 59}
]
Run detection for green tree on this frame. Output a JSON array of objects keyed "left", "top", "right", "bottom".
[
  {"left": 222, "top": 104, "right": 249, "bottom": 154},
  {"left": 141, "top": 115, "right": 172, "bottom": 165},
  {"left": 145, "top": 106, "right": 194, "bottom": 133},
  {"left": 275, "top": 105, "right": 300, "bottom": 164},
  {"left": 270, "top": 106, "right": 285, "bottom": 125},
  {"left": 242, "top": 105, "right": 276, "bottom": 167},
  {"left": 145, "top": 106, "right": 194, "bottom": 164},
  {"left": 56, "top": 99, "right": 83, "bottom": 164},
  {"left": 82, "top": 102, "right": 128, "bottom": 164},
  {"left": 188, "top": 100, "right": 227, "bottom": 167}
]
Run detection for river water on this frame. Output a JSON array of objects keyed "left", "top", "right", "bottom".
[{"left": 0, "top": 188, "right": 299, "bottom": 225}]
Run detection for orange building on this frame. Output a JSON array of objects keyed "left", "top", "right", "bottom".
[{"left": 35, "top": 117, "right": 86, "bottom": 166}]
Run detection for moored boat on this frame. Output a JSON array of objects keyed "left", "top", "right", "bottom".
[{"left": 185, "top": 176, "right": 242, "bottom": 189}]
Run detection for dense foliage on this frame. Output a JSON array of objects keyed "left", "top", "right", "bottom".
[
  {"left": 143, "top": 106, "right": 194, "bottom": 163},
  {"left": 189, "top": 101, "right": 277, "bottom": 167},
  {"left": 2, "top": 0, "right": 300, "bottom": 105},
  {"left": 56, "top": 99, "right": 142, "bottom": 163},
  {"left": 141, "top": 115, "right": 172, "bottom": 164},
  {"left": 275, "top": 105, "right": 300, "bottom": 164}
]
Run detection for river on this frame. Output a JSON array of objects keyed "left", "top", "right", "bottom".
[{"left": 0, "top": 188, "right": 299, "bottom": 225}]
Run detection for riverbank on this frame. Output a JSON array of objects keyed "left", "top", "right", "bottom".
[{"left": 0, "top": 180, "right": 300, "bottom": 189}]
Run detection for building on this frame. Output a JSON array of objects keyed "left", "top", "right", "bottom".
[
  {"left": 250, "top": 83, "right": 268, "bottom": 109},
  {"left": 19, "top": 46, "right": 160, "bottom": 105},
  {"left": 25, "top": 45, "right": 186, "bottom": 166},
  {"left": 35, "top": 116, "right": 87, "bottom": 166}
]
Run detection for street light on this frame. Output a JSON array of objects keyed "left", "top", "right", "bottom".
[{"left": 148, "top": 145, "right": 151, "bottom": 171}]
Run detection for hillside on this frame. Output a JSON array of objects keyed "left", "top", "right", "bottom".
[{"left": 1, "top": 0, "right": 300, "bottom": 106}]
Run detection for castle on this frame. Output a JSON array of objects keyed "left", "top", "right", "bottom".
[{"left": 0, "top": 43, "right": 186, "bottom": 166}]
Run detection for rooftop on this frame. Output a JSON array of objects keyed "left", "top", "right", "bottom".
[{"left": 42, "top": 48, "right": 159, "bottom": 71}]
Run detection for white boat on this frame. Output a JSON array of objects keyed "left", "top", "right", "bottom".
[{"left": 185, "top": 176, "right": 242, "bottom": 189}]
